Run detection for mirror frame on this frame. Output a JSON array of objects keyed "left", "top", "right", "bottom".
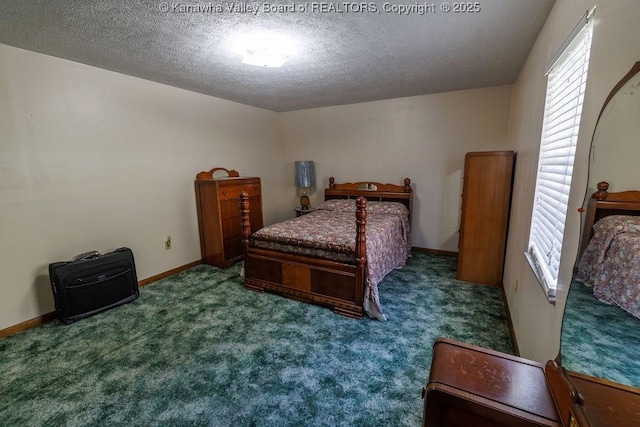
[
  {"left": 593, "top": 62, "right": 640, "bottom": 126},
  {"left": 551, "top": 61, "right": 640, "bottom": 427}
]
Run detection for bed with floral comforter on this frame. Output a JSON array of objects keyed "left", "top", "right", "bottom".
[
  {"left": 251, "top": 199, "right": 411, "bottom": 320},
  {"left": 576, "top": 215, "right": 640, "bottom": 320}
]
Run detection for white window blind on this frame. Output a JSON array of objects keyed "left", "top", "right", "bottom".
[{"left": 526, "top": 11, "right": 594, "bottom": 301}]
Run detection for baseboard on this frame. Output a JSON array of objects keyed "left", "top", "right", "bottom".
[
  {"left": 137, "top": 260, "right": 201, "bottom": 287},
  {"left": 500, "top": 284, "right": 520, "bottom": 356},
  {"left": 0, "top": 312, "right": 58, "bottom": 339},
  {"left": 412, "top": 246, "right": 458, "bottom": 257},
  {"left": 0, "top": 260, "right": 202, "bottom": 339}
]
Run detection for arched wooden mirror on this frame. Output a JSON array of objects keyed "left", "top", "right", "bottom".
[{"left": 557, "top": 62, "right": 640, "bottom": 425}]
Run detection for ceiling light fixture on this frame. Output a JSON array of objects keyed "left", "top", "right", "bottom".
[
  {"left": 236, "top": 33, "right": 294, "bottom": 68},
  {"left": 243, "top": 48, "right": 290, "bottom": 67}
]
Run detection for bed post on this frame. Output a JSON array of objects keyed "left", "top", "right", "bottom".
[
  {"left": 240, "top": 191, "right": 251, "bottom": 247},
  {"left": 404, "top": 178, "right": 411, "bottom": 193},
  {"left": 240, "top": 191, "right": 263, "bottom": 293},
  {"left": 355, "top": 197, "right": 367, "bottom": 308},
  {"left": 355, "top": 196, "right": 367, "bottom": 264},
  {"left": 594, "top": 181, "right": 609, "bottom": 200}
]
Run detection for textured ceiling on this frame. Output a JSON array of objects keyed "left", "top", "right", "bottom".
[{"left": 0, "top": 0, "right": 555, "bottom": 112}]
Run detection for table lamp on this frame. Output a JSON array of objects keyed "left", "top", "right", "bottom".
[{"left": 294, "top": 161, "right": 315, "bottom": 209}]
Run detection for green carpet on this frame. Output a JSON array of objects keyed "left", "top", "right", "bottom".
[
  {"left": 561, "top": 280, "right": 640, "bottom": 388},
  {"left": 0, "top": 253, "right": 513, "bottom": 426}
]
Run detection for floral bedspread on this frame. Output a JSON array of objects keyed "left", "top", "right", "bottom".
[
  {"left": 251, "top": 199, "right": 411, "bottom": 320},
  {"left": 576, "top": 215, "right": 640, "bottom": 320}
]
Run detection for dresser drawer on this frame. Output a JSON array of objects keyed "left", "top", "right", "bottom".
[
  {"left": 223, "top": 236, "right": 243, "bottom": 260},
  {"left": 220, "top": 195, "right": 262, "bottom": 220},
  {"left": 222, "top": 217, "right": 241, "bottom": 239},
  {"left": 218, "top": 183, "right": 260, "bottom": 201}
]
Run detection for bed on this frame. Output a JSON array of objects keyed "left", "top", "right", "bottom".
[
  {"left": 575, "top": 182, "right": 640, "bottom": 319},
  {"left": 239, "top": 177, "right": 413, "bottom": 320}
]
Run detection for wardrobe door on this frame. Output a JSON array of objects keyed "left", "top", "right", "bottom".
[{"left": 457, "top": 151, "right": 515, "bottom": 286}]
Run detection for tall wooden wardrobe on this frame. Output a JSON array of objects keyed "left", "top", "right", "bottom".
[
  {"left": 195, "top": 169, "right": 263, "bottom": 269},
  {"left": 457, "top": 151, "right": 515, "bottom": 286}
]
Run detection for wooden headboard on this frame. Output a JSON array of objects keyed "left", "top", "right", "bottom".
[
  {"left": 578, "top": 181, "right": 640, "bottom": 259},
  {"left": 324, "top": 177, "right": 413, "bottom": 221}
]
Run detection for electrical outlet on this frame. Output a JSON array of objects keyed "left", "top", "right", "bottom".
[
  {"left": 165, "top": 236, "right": 171, "bottom": 250},
  {"left": 515, "top": 279, "right": 519, "bottom": 293}
]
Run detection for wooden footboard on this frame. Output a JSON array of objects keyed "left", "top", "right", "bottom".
[{"left": 240, "top": 192, "right": 367, "bottom": 319}]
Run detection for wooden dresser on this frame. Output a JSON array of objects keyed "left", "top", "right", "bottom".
[
  {"left": 424, "top": 339, "right": 640, "bottom": 427},
  {"left": 457, "top": 151, "right": 515, "bottom": 286},
  {"left": 195, "top": 168, "right": 263, "bottom": 268},
  {"left": 424, "top": 338, "right": 560, "bottom": 427}
]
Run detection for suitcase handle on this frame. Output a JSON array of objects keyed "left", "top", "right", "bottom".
[{"left": 73, "top": 251, "right": 101, "bottom": 262}]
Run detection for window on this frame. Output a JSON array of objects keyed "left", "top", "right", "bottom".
[{"left": 525, "top": 9, "right": 594, "bottom": 302}]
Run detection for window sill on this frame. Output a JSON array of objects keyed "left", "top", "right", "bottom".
[{"left": 524, "top": 252, "right": 556, "bottom": 305}]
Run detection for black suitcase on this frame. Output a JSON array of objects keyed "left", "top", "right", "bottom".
[{"left": 49, "top": 247, "right": 139, "bottom": 324}]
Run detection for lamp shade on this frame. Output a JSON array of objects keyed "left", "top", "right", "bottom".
[{"left": 294, "top": 161, "right": 316, "bottom": 188}]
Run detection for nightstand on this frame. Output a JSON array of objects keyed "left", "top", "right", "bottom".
[{"left": 295, "top": 207, "right": 315, "bottom": 217}]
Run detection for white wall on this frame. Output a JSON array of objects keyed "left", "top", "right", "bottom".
[
  {"left": 0, "top": 44, "right": 286, "bottom": 330},
  {"left": 278, "top": 86, "right": 512, "bottom": 251},
  {"left": 503, "top": 0, "right": 640, "bottom": 362}
]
